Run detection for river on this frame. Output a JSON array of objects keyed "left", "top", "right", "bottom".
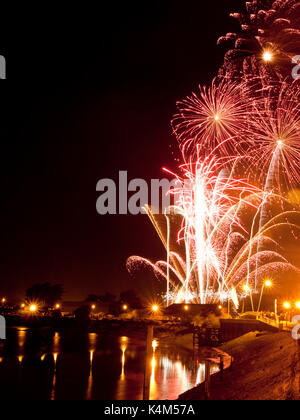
[{"left": 0, "top": 326, "right": 216, "bottom": 400}]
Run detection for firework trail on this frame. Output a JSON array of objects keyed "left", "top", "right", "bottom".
[
  {"left": 127, "top": 191, "right": 300, "bottom": 305},
  {"left": 127, "top": 157, "right": 293, "bottom": 305}
]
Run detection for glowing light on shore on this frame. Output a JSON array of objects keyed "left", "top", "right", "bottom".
[{"left": 152, "top": 304, "right": 159, "bottom": 313}]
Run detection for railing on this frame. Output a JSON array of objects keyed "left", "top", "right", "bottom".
[
  {"left": 257, "top": 313, "right": 296, "bottom": 331},
  {"left": 258, "top": 314, "right": 279, "bottom": 328}
]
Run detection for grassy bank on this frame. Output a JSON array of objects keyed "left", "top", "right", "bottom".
[{"left": 179, "top": 331, "right": 300, "bottom": 400}]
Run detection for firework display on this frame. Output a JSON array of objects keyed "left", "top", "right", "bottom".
[
  {"left": 128, "top": 0, "right": 300, "bottom": 308},
  {"left": 172, "top": 78, "right": 250, "bottom": 160},
  {"left": 218, "top": 0, "right": 300, "bottom": 81}
]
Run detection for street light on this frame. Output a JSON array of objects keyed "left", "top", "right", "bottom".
[
  {"left": 1, "top": 298, "right": 6, "bottom": 304},
  {"left": 283, "top": 302, "right": 291, "bottom": 325},
  {"left": 257, "top": 279, "right": 272, "bottom": 312},
  {"left": 122, "top": 304, "right": 128, "bottom": 311},
  {"left": 296, "top": 301, "right": 300, "bottom": 310},
  {"left": 29, "top": 304, "right": 37, "bottom": 313},
  {"left": 265, "top": 280, "right": 272, "bottom": 288},
  {"left": 55, "top": 304, "right": 61, "bottom": 310},
  {"left": 152, "top": 304, "right": 159, "bottom": 313},
  {"left": 184, "top": 305, "right": 189, "bottom": 311},
  {"left": 91, "top": 304, "right": 96, "bottom": 310}
]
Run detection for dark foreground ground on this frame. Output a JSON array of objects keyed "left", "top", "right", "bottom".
[{"left": 180, "top": 331, "right": 300, "bottom": 400}]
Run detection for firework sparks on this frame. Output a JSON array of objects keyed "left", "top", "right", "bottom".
[
  {"left": 218, "top": 0, "right": 300, "bottom": 81},
  {"left": 127, "top": 0, "right": 300, "bottom": 309},
  {"left": 247, "top": 81, "right": 300, "bottom": 190},
  {"left": 172, "top": 78, "right": 250, "bottom": 160}
]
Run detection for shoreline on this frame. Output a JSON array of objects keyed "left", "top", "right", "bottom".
[{"left": 179, "top": 330, "right": 300, "bottom": 400}]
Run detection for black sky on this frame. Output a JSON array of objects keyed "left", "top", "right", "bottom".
[{"left": 0, "top": 1, "right": 244, "bottom": 301}]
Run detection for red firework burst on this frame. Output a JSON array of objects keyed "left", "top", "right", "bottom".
[
  {"left": 218, "top": 0, "right": 300, "bottom": 81},
  {"left": 172, "top": 78, "right": 250, "bottom": 161},
  {"left": 247, "top": 80, "right": 300, "bottom": 189}
]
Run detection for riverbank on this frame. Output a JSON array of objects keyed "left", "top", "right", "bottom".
[{"left": 179, "top": 331, "right": 300, "bottom": 400}]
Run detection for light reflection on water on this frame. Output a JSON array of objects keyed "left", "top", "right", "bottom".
[
  {"left": 148, "top": 340, "right": 211, "bottom": 400},
  {"left": 0, "top": 327, "right": 215, "bottom": 400}
]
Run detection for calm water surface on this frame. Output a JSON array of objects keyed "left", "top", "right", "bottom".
[{"left": 0, "top": 327, "right": 211, "bottom": 400}]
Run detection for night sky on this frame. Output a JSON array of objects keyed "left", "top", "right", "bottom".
[{"left": 1, "top": 1, "right": 246, "bottom": 301}]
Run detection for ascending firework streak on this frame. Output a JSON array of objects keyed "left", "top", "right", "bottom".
[
  {"left": 127, "top": 156, "right": 300, "bottom": 306},
  {"left": 165, "top": 156, "right": 260, "bottom": 305},
  {"left": 127, "top": 190, "right": 300, "bottom": 306}
]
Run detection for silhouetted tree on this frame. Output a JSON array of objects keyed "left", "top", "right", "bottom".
[
  {"left": 85, "top": 292, "right": 116, "bottom": 304},
  {"left": 119, "top": 289, "right": 143, "bottom": 309},
  {"left": 101, "top": 292, "right": 116, "bottom": 304},
  {"left": 26, "top": 283, "right": 64, "bottom": 306}
]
